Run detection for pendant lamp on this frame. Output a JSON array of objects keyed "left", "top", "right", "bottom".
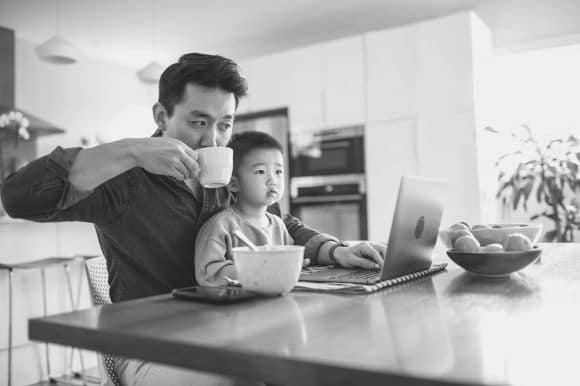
[
  {"left": 35, "top": 0, "right": 79, "bottom": 64},
  {"left": 137, "top": 0, "right": 163, "bottom": 84}
]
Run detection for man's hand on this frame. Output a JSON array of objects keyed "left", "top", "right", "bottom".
[
  {"left": 333, "top": 241, "right": 385, "bottom": 269},
  {"left": 134, "top": 137, "right": 200, "bottom": 181}
]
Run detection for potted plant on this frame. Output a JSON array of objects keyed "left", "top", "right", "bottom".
[{"left": 487, "top": 125, "right": 580, "bottom": 242}]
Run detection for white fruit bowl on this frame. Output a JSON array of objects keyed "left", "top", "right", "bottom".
[{"left": 447, "top": 245, "right": 543, "bottom": 278}]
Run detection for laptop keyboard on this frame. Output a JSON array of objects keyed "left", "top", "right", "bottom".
[{"left": 330, "top": 268, "right": 382, "bottom": 281}]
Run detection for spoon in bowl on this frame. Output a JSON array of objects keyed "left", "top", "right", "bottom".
[{"left": 233, "top": 230, "right": 259, "bottom": 251}]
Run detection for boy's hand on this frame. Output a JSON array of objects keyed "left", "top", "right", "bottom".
[{"left": 302, "top": 258, "right": 311, "bottom": 268}]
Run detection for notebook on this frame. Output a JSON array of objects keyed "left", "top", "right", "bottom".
[
  {"left": 296, "top": 263, "right": 447, "bottom": 294},
  {"left": 297, "top": 175, "right": 448, "bottom": 291}
]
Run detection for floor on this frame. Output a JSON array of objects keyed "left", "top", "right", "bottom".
[{"left": 27, "top": 367, "right": 100, "bottom": 386}]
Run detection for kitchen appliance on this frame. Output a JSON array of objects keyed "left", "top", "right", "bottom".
[
  {"left": 291, "top": 125, "right": 364, "bottom": 177},
  {"left": 290, "top": 174, "right": 367, "bottom": 240},
  {"left": 289, "top": 125, "right": 367, "bottom": 240}
]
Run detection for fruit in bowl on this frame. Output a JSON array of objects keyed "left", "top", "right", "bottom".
[
  {"left": 440, "top": 222, "right": 542, "bottom": 250},
  {"left": 441, "top": 221, "right": 543, "bottom": 277},
  {"left": 470, "top": 223, "right": 542, "bottom": 247}
]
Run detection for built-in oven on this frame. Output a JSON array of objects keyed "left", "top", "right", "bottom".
[
  {"left": 290, "top": 174, "right": 367, "bottom": 241},
  {"left": 290, "top": 125, "right": 364, "bottom": 177}
]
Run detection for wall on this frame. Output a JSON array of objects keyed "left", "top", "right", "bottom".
[
  {"left": 239, "top": 12, "right": 488, "bottom": 242},
  {"left": 0, "top": 37, "right": 157, "bottom": 386},
  {"left": 364, "top": 12, "right": 489, "bottom": 240},
  {"left": 474, "top": 44, "right": 580, "bottom": 239},
  {"left": 475, "top": 0, "right": 580, "bottom": 53}
]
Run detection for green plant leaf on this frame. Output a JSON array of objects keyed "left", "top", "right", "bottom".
[
  {"left": 543, "top": 229, "right": 558, "bottom": 242},
  {"left": 496, "top": 181, "right": 512, "bottom": 199},
  {"left": 513, "top": 189, "right": 522, "bottom": 210},
  {"left": 536, "top": 179, "right": 545, "bottom": 203}
]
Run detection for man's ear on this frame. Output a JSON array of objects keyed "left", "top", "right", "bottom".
[
  {"left": 152, "top": 102, "right": 168, "bottom": 134},
  {"left": 228, "top": 175, "right": 240, "bottom": 193}
]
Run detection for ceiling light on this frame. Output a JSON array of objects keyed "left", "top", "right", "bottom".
[
  {"left": 137, "top": 0, "right": 164, "bottom": 84},
  {"left": 35, "top": 35, "right": 79, "bottom": 64},
  {"left": 136, "top": 61, "right": 164, "bottom": 84},
  {"left": 36, "top": 0, "right": 79, "bottom": 64}
]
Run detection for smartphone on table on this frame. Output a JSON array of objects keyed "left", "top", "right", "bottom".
[{"left": 171, "top": 286, "right": 258, "bottom": 304}]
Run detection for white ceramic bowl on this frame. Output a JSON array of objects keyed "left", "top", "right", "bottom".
[{"left": 232, "top": 245, "right": 305, "bottom": 296}]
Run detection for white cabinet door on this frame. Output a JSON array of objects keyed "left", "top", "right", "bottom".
[
  {"left": 365, "top": 25, "right": 418, "bottom": 123},
  {"left": 365, "top": 118, "right": 419, "bottom": 241},
  {"left": 286, "top": 44, "right": 325, "bottom": 132},
  {"left": 238, "top": 53, "right": 293, "bottom": 114},
  {"left": 322, "top": 36, "right": 365, "bottom": 127}
]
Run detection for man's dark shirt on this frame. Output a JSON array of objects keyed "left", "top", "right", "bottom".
[{"left": 0, "top": 147, "right": 335, "bottom": 302}]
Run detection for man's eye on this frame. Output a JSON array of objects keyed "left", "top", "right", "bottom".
[
  {"left": 218, "top": 122, "right": 232, "bottom": 131},
  {"left": 254, "top": 170, "right": 266, "bottom": 175},
  {"left": 190, "top": 121, "right": 206, "bottom": 128},
  {"left": 276, "top": 170, "right": 284, "bottom": 175}
]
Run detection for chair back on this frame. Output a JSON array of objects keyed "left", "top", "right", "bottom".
[
  {"left": 84, "top": 256, "right": 121, "bottom": 386},
  {"left": 84, "top": 256, "right": 112, "bottom": 306}
]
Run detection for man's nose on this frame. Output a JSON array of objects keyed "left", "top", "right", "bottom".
[{"left": 200, "top": 127, "right": 218, "bottom": 147}]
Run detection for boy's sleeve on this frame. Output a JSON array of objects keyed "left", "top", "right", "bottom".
[{"left": 194, "top": 216, "right": 237, "bottom": 287}]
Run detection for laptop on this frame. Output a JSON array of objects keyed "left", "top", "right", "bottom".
[{"left": 299, "top": 175, "right": 447, "bottom": 284}]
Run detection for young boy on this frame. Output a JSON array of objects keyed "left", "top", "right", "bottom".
[{"left": 195, "top": 131, "right": 293, "bottom": 286}]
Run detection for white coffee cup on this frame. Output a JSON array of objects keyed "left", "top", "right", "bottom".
[{"left": 197, "top": 147, "right": 233, "bottom": 188}]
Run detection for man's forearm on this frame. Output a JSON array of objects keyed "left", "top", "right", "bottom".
[{"left": 69, "top": 139, "right": 139, "bottom": 192}]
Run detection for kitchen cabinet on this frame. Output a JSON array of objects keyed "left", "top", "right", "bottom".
[
  {"left": 240, "top": 36, "right": 365, "bottom": 132},
  {"left": 321, "top": 36, "right": 365, "bottom": 127},
  {"left": 365, "top": 25, "right": 418, "bottom": 123},
  {"left": 365, "top": 118, "right": 418, "bottom": 240},
  {"left": 238, "top": 53, "right": 294, "bottom": 114}
]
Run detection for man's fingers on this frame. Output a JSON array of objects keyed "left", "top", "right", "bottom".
[
  {"left": 350, "top": 256, "right": 379, "bottom": 270},
  {"left": 181, "top": 154, "right": 200, "bottom": 179},
  {"left": 359, "top": 243, "right": 384, "bottom": 266},
  {"left": 173, "top": 160, "right": 189, "bottom": 180},
  {"left": 370, "top": 241, "right": 387, "bottom": 258},
  {"left": 168, "top": 170, "right": 184, "bottom": 180},
  {"left": 184, "top": 146, "right": 198, "bottom": 161}
]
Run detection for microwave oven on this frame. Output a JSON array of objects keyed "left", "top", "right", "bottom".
[{"left": 290, "top": 125, "right": 364, "bottom": 177}]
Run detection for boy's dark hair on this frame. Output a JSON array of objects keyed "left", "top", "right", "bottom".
[
  {"left": 159, "top": 53, "right": 248, "bottom": 116},
  {"left": 228, "top": 131, "right": 284, "bottom": 174}
]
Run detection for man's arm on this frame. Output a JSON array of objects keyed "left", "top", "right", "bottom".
[
  {"left": 1, "top": 137, "right": 199, "bottom": 222},
  {"left": 67, "top": 139, "right": 139, "bottom": 192},
  {"left": 68, "top": 137, "right": 199, "bottom": 192}
]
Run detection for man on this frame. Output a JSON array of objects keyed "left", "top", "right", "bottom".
[{"left": 1, "top": 53, "right": 383, "bottom": 384}]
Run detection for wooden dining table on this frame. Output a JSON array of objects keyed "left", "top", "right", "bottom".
[{"left": 29, "top": 243, "right": 580, "bottom": 386}]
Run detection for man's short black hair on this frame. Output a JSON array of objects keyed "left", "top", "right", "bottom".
[
  {"left": 228, "top": 131, "right": 284, "bottom": 174},
  {"left": 159, "top": 53, "right": 248, "bottom": 116}
]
